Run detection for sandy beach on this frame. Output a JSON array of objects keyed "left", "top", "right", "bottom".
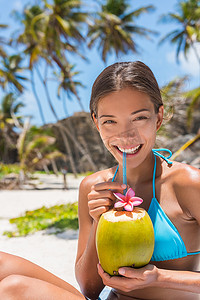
[{"left": 0, "top": 174, "right": 85, "bottom": 290}]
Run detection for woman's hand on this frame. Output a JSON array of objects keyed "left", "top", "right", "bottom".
[
  {"left": 97, "top": 264, "right": 159, "bottom": 292},
  {"left": 88, "top": 182, "right": 126, "bottom": 223}
]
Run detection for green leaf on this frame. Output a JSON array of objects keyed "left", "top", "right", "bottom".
[{"left": 55, "top": 15, "right": 72, "bottom": 36}]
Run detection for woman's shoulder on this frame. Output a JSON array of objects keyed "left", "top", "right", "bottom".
[
  {"left": 166, "top": 161, "right": 200, "bottom": 187},
  {"left": 166, "top": 161, "right": 200, "bottom": 220},
  {"left": 79, "top": 166, "right": 118, "bottom": 194}
]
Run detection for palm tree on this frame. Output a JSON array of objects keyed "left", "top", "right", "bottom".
[
  {"left": 17, "top": 122, "right": 65, "bottom": 177},
  {"left": 15, "top": 2, "right": 97, "bottom": 175},
  {"left": 87, "top": 0, "right": 156, "bottom": 62},
  {"left": 0, "top": 24, "right": 8, "bottom": 58},
  {"left": 16, "top": 5, "right": 50, "bottom": 124},
  {"left": 16, "top": 1, "right": 87, "bottom": 122},
  {"left": 56, "top": 64, "right": 85, "bottom": 115},
  {"left": 40, "top": 0, "right": 87, "bottom": 60},
  {"left": 0, "top": 93, "right": 24, "bottom": 162},
  {"left": 159, "top": 0, "right": 200, "bottom": 151},
  {"left": 0, "top": 54, "right": 27, "bottom": 95},
  {"left": 36, "top": 0, "right": 87, "bottom": 110},
  {"left": 0, "top": 92, "right": 24, "bottom": 123},
  {"left": 159, "top": 0, "right": 200, "bottom": 64}
]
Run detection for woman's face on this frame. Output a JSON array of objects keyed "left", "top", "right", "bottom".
[{"left": 93, "top": 87, "right": 163, "bottom": 168}]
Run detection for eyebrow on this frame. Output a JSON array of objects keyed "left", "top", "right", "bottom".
[
  {"left": 99, "top": 114, "right": 115, "bottom": 119},
  {"left": 99, "top": 109, "right": 150, "bottom": 119},
  {"left": 131, "top": 109, "right": 150, "bottom": 115}
]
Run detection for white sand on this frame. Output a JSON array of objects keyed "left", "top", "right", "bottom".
[{"left": 0, "top": 174, "right": 85, "bottom": 290}]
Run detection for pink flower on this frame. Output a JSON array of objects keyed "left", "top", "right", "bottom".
[{"left": 113, "top": 188, "right": 143, "bottom": 212}]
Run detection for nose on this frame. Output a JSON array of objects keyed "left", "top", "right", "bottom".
[
  {"left": 116, "top": 124, "right": 142, "bottom": 147},
  {"left": 106, "top": 120, "right": 143, "bottom": 147}
]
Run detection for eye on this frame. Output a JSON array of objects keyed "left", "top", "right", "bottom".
[
  {"left": 134, "top": 116, "right": 148, "bottom": 121},
  {"left": 102, "top": 120, "right": 116, "bottom": 124}
]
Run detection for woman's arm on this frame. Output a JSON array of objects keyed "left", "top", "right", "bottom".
[
  {"left": 175, "top": 165, "right": 200, "bottom": 226},
  {"left": 98, "top": 263, "right": 200, "bottom": 294},
  {"left": 75, "top": 177, "right": 104, "bottom": 300},
  {"left": 156, "top": 268, "right": 200, "bottom": 293}
]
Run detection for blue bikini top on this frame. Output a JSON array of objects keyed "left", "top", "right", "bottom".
[{"left": 112, "top": 149, "right": 200, "bottom": 262}]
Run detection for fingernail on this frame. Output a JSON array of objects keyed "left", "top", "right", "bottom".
[
  {"left": 118, "top": 268, "right": 125, "bottom": 275},
  {"left": 121, "top": 184, "right": 126, "bottom": 189}
]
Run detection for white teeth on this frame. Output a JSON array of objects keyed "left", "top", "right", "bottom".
[{"left": 117, "top": 145, "right": 141, "bottom": 154}]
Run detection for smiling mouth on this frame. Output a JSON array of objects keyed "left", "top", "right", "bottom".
[{"left": 114, "top": 144, "right": 143, "bottom": 155}]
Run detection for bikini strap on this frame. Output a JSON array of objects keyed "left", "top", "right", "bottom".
[
  {"left": 152, "top": 148, "right": 173, "bottom": 199},
  {"left": 187, "top": 251, "right": 200, "bottom": 256},
  {"left": 152, "top": 148, "right": 173, "bottom": 165}
]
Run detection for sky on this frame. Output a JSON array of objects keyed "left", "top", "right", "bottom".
[{"left": 0, "top": 0, "right": 200, "bottom": 126}]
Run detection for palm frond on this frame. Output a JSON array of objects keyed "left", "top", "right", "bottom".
[
  {"left": 44, "top": 150, "right": 65, "bottom": 160},
  {"left": 122, "top": 5, "right": 155, "bottom": 21},
  {"left": 55, "top": 15, "right": 72, "bottom": 36},
  {"left": 24, "top": 135, "right": 55, "bottom": 158},
  {"left": 159, "top": 29, "right": 183, "bottom": 45}
]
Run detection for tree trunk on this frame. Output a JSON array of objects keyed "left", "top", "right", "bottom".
[
  {"left": 190, "top": 42, "right": 200, "bottom": 66},
  {"left": 35, "top": 64, "right": 95, "bottom": 174},
  {"left": 51, "top": 158, "right": 59, "bottom": 176},
  {"left": 52, "top": 54, "right": 85, "bottom": 111},
  {"left": 35, "top": 66, "right": 79, "bottom": 176},
  {"left": 36, "top": 66, "right": 59, "bottom": 121},
  {"left": 58, "top": 126, "right": 78, "bottom": 177},
  {"left": 37, "top": 151, "right": 50, "bottom": 174},
  {"left": 56, "top": 122, "right": 97, "bottom": 172},
  {"left": 43, "top": 163, "right": 50, "bottom": 174},
  {"left": 30, "top": 70, "right": 46, "bottom": 125},
  {"left": 78, "top": 135, "right": 95, "bottom": 172}
]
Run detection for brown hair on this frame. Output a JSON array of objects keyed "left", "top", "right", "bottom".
[{"left": 90, "top": 61, "right": 163, "bottom": 118}]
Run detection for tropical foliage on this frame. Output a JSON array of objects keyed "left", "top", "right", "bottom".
[
  {"left": 0, "top": 0, "right": 199, "bottom": 176},
  {"left": 0, "top": 163, "right": 20, "bottom": 180},
  {"left": 4, "top": 202, "right": 78, "bottom": 237},
  {"left": 0, "top": 24, "right": 8, "bottom": 58},
  {"left": 160, "top": 0, "right": 200, "bottom": 63},
  {"left": 88, "top": 0, "right": 156, "bottom": 62},
  {"left": 0, "top": 93, "right": 23, "bottom": 163},
  {"left": 17, "top": 122, "right": 65, "bottom": 179},
  {"left": 160, "top": 0, "right": 200, "bottom": 144}
]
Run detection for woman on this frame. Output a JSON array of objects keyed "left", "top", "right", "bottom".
[{"left": 75, "top": 61, "right": 200, "bottom": 299}]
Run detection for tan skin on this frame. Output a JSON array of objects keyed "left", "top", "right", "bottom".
[
  {"left": 75, "top": 88, "right": 200, "bottom": 299},
  {"left": 0, "top": 251, "right": 85, "bottom": 299}
]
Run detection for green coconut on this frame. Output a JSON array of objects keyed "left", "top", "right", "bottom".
[{"left": 96, "top": 208, "right": 154, "bottom": 276}]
